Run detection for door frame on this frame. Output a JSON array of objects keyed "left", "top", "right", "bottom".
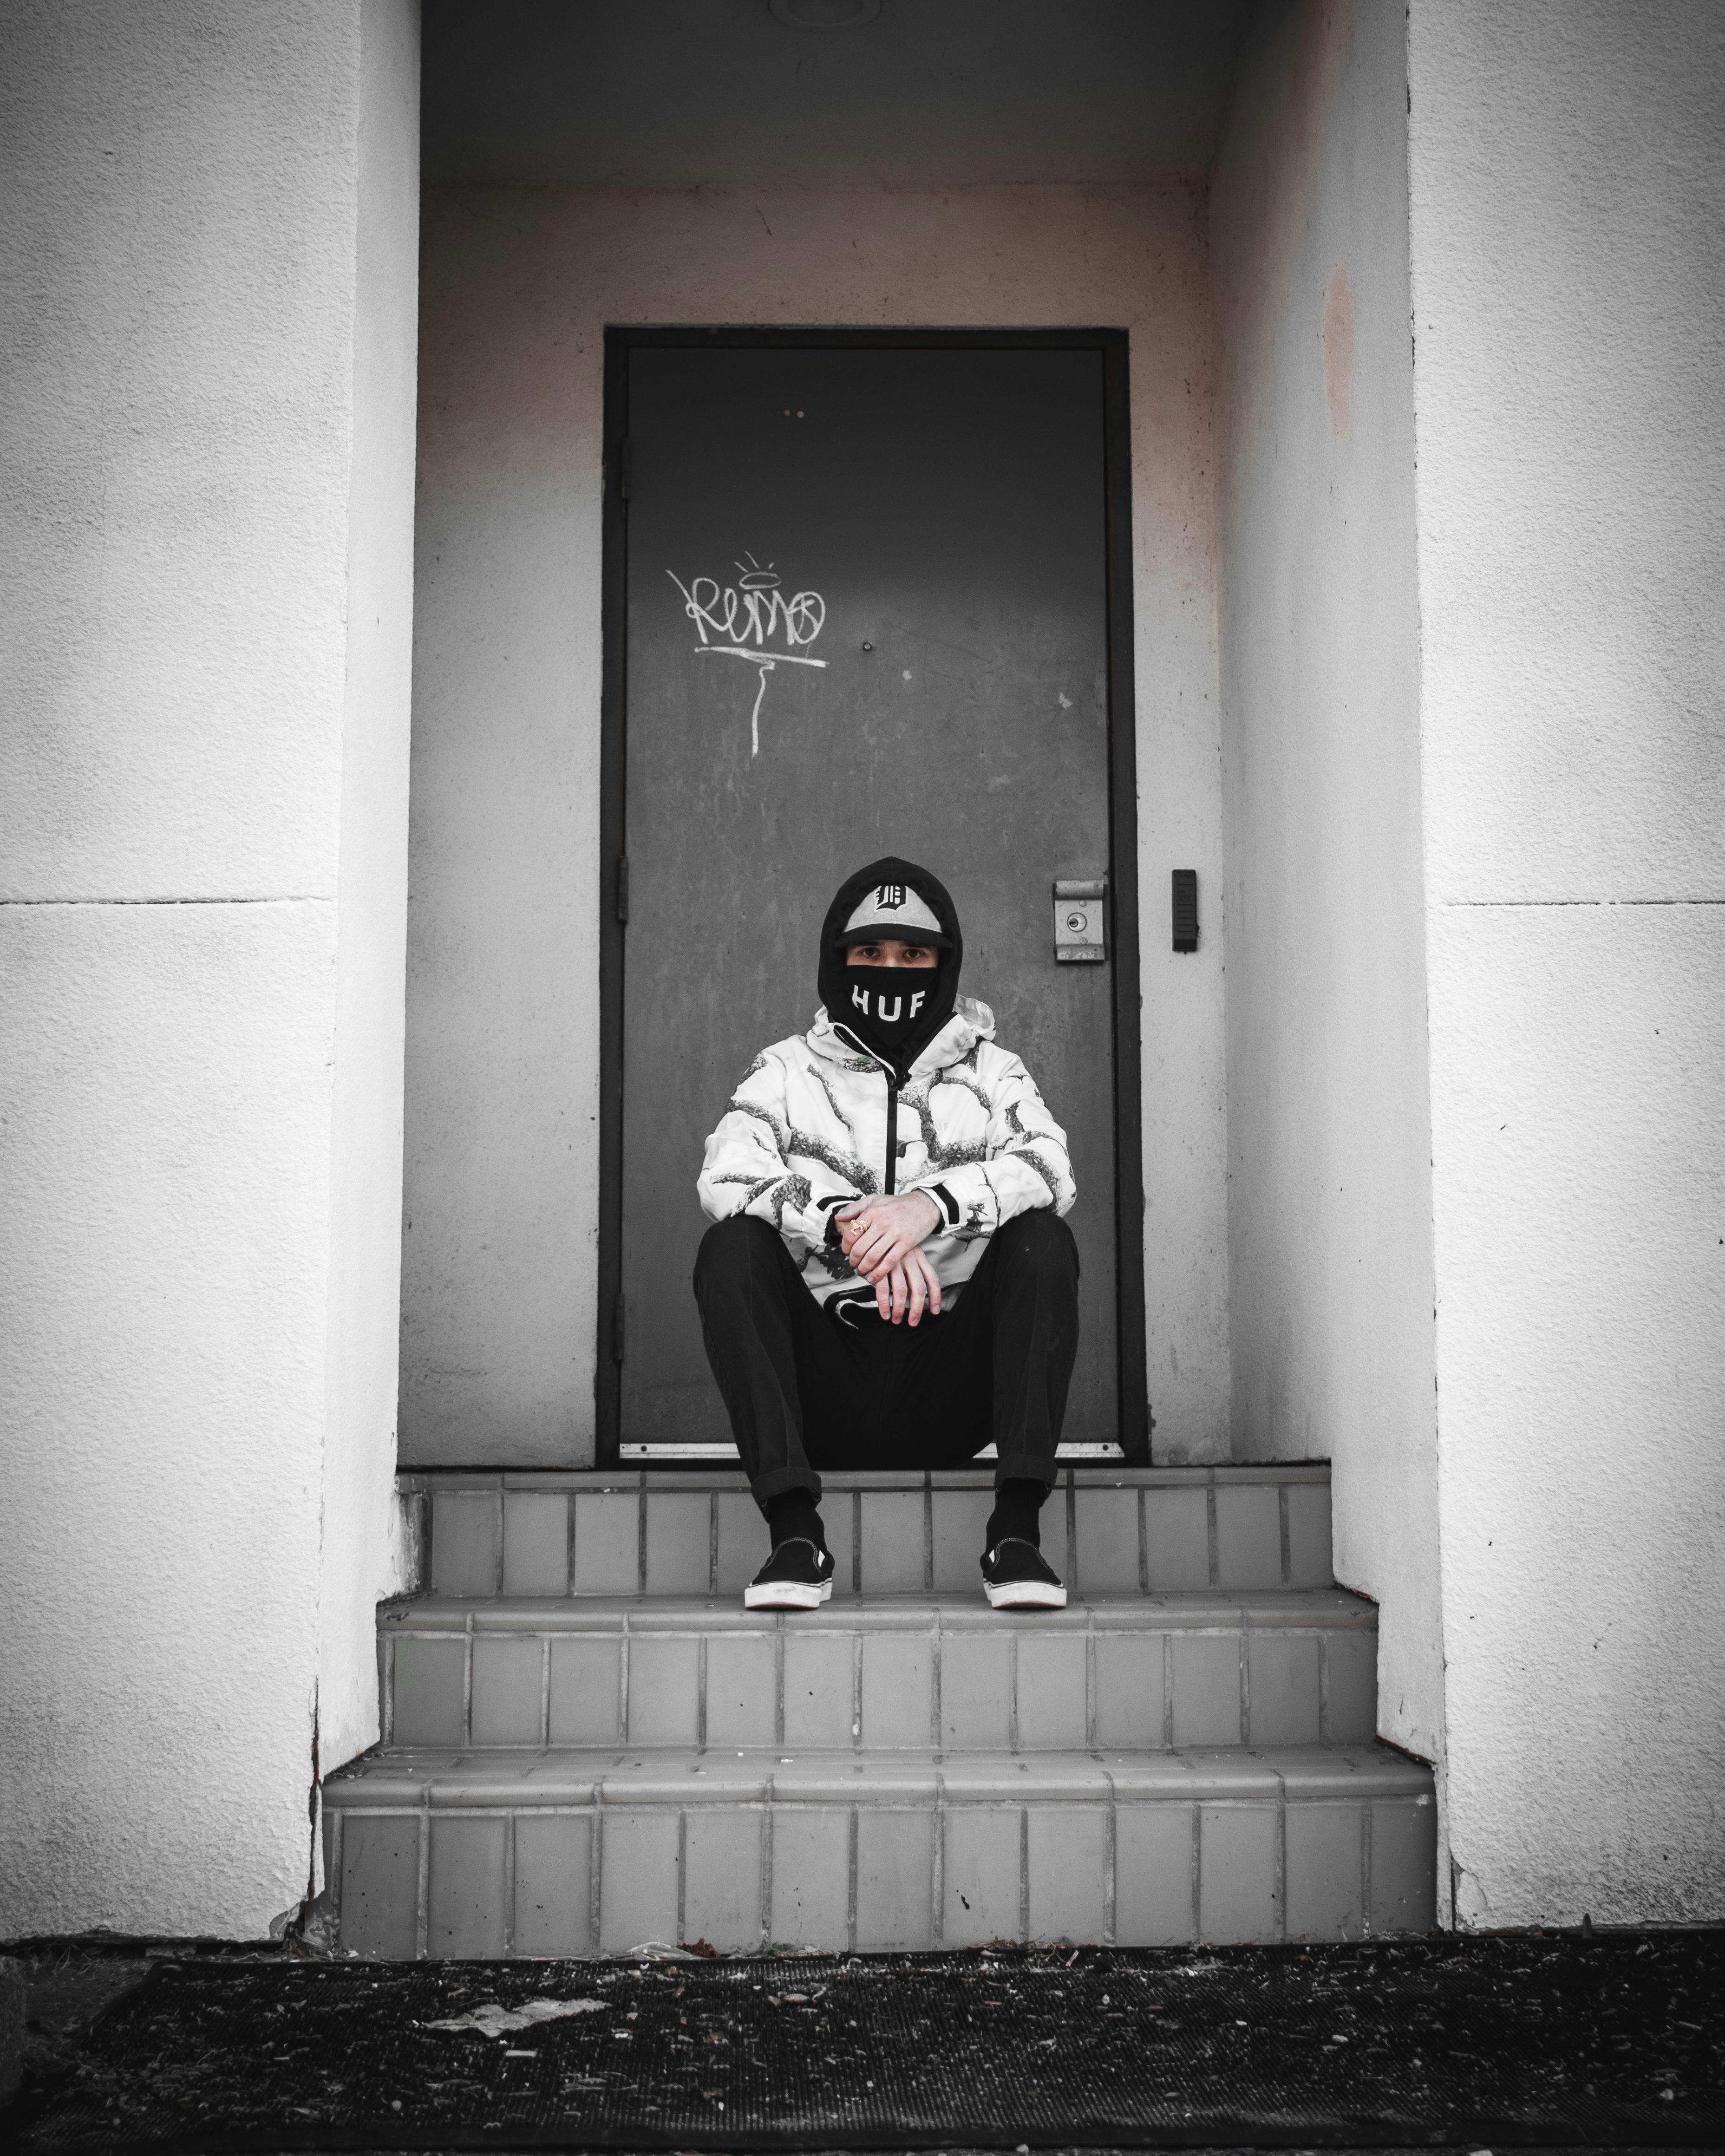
[{"left": 596, "top": 325, "right": 1149, "bottom": 1467}]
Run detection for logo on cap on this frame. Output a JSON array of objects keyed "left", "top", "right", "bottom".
[{"left": 876, "top": 884, "right": 906, "bottom": 911}]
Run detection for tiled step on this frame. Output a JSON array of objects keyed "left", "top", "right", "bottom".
[
  {"left": 321, "top": 1742, "right": 1438, "bottom": 1958},
  {"left": 381, "top": 1590, "right": 1379, "bottom": 1754},
  {"left": 400, "top": 1466, "right": 1335, "bottom": 1600}
]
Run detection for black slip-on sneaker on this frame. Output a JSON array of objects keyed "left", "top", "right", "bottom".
[
  {"left": 981, "top": 1537, "right": 1068, "bottom": 1610},
  {"left": 744, "top": 1537, "right": 836, "bottom": 1611}
]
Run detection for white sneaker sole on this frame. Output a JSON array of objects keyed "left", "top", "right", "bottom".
[
  {"left": 984, "top": 1579, "right": 1067, "bottom": 1610},
  {"left": 743, "top": 1578, "right": 834, "bottom": 1610}
]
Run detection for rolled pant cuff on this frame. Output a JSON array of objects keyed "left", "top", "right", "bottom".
[
  {"left": 993, "top": 1451, "right": 1059, "bottom": 1490},
  {"left": 749, "top": 1461, "right": 824, "bottom": 1509}
]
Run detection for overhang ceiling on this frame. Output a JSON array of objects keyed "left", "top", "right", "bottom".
[{"left": 423, "top": 0, "right": 1255, "bottom": 189}]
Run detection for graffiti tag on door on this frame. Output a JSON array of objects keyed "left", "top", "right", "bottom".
[{"left": 666, "top": 555, "right": 827, "bottom": 756}]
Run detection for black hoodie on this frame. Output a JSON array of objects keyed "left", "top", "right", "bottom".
[{"left": 817, "top": 856, "right": 964, "bottom": 1083}]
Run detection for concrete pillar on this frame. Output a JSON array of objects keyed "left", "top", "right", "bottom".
[
  {"left": 0, "top": 0, "right": 419, "bottom": 1938},
  {"left": 1409, "top": 0, "right": 1725, "bottom": 1929}
]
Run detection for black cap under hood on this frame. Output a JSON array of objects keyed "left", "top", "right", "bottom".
[{"left": 817, "top": 856, "right": 963, "bottom": 1079}]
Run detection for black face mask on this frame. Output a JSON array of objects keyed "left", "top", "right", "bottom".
[{"left": 842, "top": 964, "right": 941, "bottom": 1061}]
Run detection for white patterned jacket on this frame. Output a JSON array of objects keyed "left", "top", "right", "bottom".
[{"left": 696, "top": 997, "right": 1076, "bottom": 1317}]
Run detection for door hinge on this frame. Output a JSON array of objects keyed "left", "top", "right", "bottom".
[
  {"left": 614, "top": 855, "right": 629, "bottom": 923},
  {"left": 612, "top": 1292, "right": 626, "bottom": 1363},
  {"left": 618, "top": 438, "right": 633, "bottom": 502}
]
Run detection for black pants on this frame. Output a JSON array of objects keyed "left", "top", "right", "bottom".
[{"left": 692, "top": 1210, "right": 1080, "bottom": 1504}]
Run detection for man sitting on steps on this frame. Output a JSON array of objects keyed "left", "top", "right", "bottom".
[{"left": 693, "top": 856, "right": 1080, "bottom": 1613}]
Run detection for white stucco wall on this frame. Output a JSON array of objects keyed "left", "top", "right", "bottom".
[
  {"left": 1409, "top": 0, "right": 1725, "bottom": 1927},
  {"left": 1211, "top": 0, "right": 1443, "bottom": 1771},
  {"left": 404, "top": 183, "right": 1231, "bottom": 1465},
  {"left": 0, "top": 0, "right": 419, "bottom": 1938}
]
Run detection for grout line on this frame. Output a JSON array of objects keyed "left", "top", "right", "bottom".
[
  {"left": 1065, "top": 1472, "right": 1077, "bottom": 1584},
  {"left": 1008, "top": 1631, "right": 1020, "bottom": 1754},
  {"left": 503, "top": 1814, "right": 517, "bottom": 1958},
  {"left": 1162, "top": 1632, "right": 1174, "bottom": 1749},
  {"left": 637, "top": 1491, "right": 648, "bottom": 1595},
  {"left": 462, "top": 1614, "right": 475, "bottom": 1748},
  {"left": 326, "top": 1810, "right": 345, "bottom": 1943},
  {"left": 1239, "top": 1620, "right": 1251, "bottom": 1746},
  {"left": 1018, "top": 1806, "right": 1030, "bottom": 1944},
  {"left": 566, "top": 1491, "right": 578, "bottom": 1597},
  {"left": 847, "top": 1807, "right": 860, "bottom": 1953},
  {"left": 1273, "top": 1766, "right": 1289, "bottom": 1942},
  {"left": 1278, "top": 1484, "right": 1292, "bottom": 1588},
  {"left": 1085, "top": 1615, "right": 1097, "bottom": 1751},
  {"left": 415, "top": 1798, "right": 431, "bottom": 1960},
  {"left": 774, "top": 1620, "right": 785, "bottom": 1749},
  {"left": 1103, "top": 1772, "right": 1118, "bottom": 1947},
  {"left": 930, "top": 1607, "right": 943, "bottom": 1747},
  {"left": 851, "top": 1631, "right": 863, "bottom": 1747},
  {"left": 1319, "top": 1633, "right": 1332, "bottom": 1744},
  {"left": 1189, "top": 1799, "right": 1202, "bottom": 1945},
  {"left": 850, "top": 1491, "right": 862, "bottom": 1596},
  {"left": 922, "top": 1473, "right": 934, "bottom": 1593},
  {"left": 590, "top": 1799, "right": 605, "bottom": 1955},
  {"left": 676, "top": 1809, "right": 688, "bottom": 1947},
  {"left": 619, "top": 1614, "right": 632, "bottom": 1744},
  {"left": 539, "top": 1635, "right": 551, "bottom": 1749},
  {"left": 1205, "top": 1478, "right": 1220, "bottom": 1588},
  {"left": 760, "top": 1777, "right": 776, "bottom": 1947},
  {"left": 930, "top": 1777, "right": 945, "bottom": 1946},
  {"left": 1137, "top": 1486, "right": 1149, "bottom": 1594},
  {"left": 494, "top": 1490, "right": 505, "bottom": 1596},
  {"left": 696, "top": 1633, "right": 708, "bottom": 1753},
  {"left": 1360, "top": 1797, "right": 1375, "bottom": 1937},
  {"left": 709, "top": 1491, "right": 719, "bottom": 1596},
  {"left": 382, "top": 1633, "right": 395, "bottom": 1747}
]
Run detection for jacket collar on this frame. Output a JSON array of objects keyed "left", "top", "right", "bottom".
[{"left": 807, "top": 996, "right": 996, "bottom": 1081}]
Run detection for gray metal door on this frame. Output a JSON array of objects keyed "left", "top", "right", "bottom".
[{"left": 613, "top": 343, "right": 1126, "bottom": 1451}]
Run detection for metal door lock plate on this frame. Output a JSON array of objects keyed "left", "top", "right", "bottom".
[{"left": 1053, "top": 879, "right": 1107, "bottom": 962}]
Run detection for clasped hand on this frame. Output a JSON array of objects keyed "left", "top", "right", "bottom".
[{"left": 837, "top": 1190, "right": 943, "bottom": 1325}]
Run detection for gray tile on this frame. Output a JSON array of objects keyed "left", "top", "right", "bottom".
[
  {"left": 513, "top": 1812, "right": 594, "bottom": 1956},
  {"left": 1115, "top": 1803, "right": 1196, "bottom": 1945},
  {"left": 431, "top": 1492, "right": 498, "bottom": 1597},
  {"left": 1026, "top": 1805, "right": 1108, "bottom": 1944},
  {"left": 1215, "top": 1484, "right": 1281, "bottom": 1589},
  {"left": 1170, "top": 1633, "right": 1243, "bottom": 1747},
  {"left": 704, "top": 1633, "right": 777, "bottom": 1749},
  {"left": 428, "top": 1814, "right": 508, "bottom": 1957},
  {"left": 1015, "top": 1634, "right": 1089, "bottom": 1750},
  {"left": 598, "top": 1809, "right": 680, "bottom": 1953},
  {"left": 548, "top": 1636, "right": 623, "bottom": 1744},
  {"left": 1325, "top": 1628, "right": 1379, "bottom": 1743},
  {"left": 573, "top": 1492, "right": 640, "bottom": 1595},
  {"left": 1074, "top": 1488, "right": 1140, "bottom": 1593},
  {"left": 1246, "top": 1632, "right": 1320, "bottom": 1746},
  {"left": 503, "top": 1493, "right": 569, "bottom": 1596},
  {"left": 930, "top": 1486, "right": 993, "bottom": 1592},
  {"left": 769, "top": 1808, "right": 849, "bottom": 1948},
  {"left": 626, "top": 1634, "right": 700, "bottom": 1746},
  {"left": 940, "top": 1631, "right": 1013, "bottom": 1749},
  {"left": 1198, "top": 1804, "right": 1279, "bottom": 1943},
  {"left": 1094, "top": 1631, "right": 1164, "bottom": 1749},
  {"left": 715, "top": 1493, "right": 766, "bottom": 1593},
  {"left": 855, "top": 1810, "right": 935, "bottom": 1948},
  {"left": 1369, "top": 1798, "right": 1438, "bottom": 1935},
  {"left": 391, "top": 1634, "right": 467, "bottom": 1747},
  {"left": 861, "top": 1490, "right": 926, "bottom": 1593},
  {"left": 339, "top": 1813, "right": 421, "bottom": 1959},
  {"left": 1144, "top": 1487, "right": 1209, "bottom": 1590},
  {"left": 1285, "top": 1803, "right": 1365, "bottom": 1941},
  {"left": 470, "top": 1633, "right": 544, "bottom": 1747},
  {"left": 942, "top": 1808, "right": 1021, "bottom": 1946},
  {"left": 645, "top": 1492, "right": 711, "bottom": 1595},
  {"left": 683, "top": 1809, "right": 764, "bottom": 1952},
  {"left": 1285, "top": 1481, "right": 1333, "bottom": 1587},
  {"left": 860, "top": 1631, "right": 934, "bottom": 1748},
  {"left": 783, "top": 1631, "right": 856, "bottom": 1748}
]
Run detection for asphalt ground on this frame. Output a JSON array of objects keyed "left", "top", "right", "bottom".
[{"left": 2, "top": 1932, "right": 1720, "bottom": 2154}]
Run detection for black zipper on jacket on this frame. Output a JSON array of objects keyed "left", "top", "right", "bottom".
[{"left": 833, "top": 1023, "right": 901, "bottom": 1198}]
